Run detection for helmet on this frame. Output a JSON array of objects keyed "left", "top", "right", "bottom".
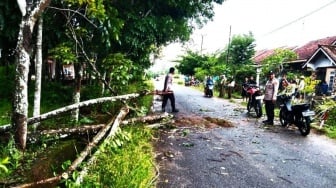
[{"left": 268, "top": 70, "right": 275, "bottom": 75}]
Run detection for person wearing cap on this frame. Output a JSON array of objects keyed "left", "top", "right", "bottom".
[
  {"left": 162, "top": 67, "right": 179, "bottom": 113},
  {"left": 263, "top": 71, "right": 279, "bottom": 125}
]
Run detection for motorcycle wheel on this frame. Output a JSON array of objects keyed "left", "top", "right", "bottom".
[
  {"left": 298, "top": 116, "right": 311, "bottom": 136},
  {"left": 279, "top": 109, "right": 288, "bottom": 127},
  {"left": 254, "top": 100, "right": 262, "bottom": 118},
  {"left": 209, "top": 90, "right": 213, "bottom": 97}
]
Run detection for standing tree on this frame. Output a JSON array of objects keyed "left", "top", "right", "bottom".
[
  {"left": 219, "top": 32, "right": 256, "bottom": 77},
  {"left": 9, "top": 0, "right": 225, "bottom": 150},
  {"left": 13, "top": 0, "right": 51, "bottom": 150},
  {"left": 32, "top": 18, "right": 43, "bottom": 131},
  {"left": 261, "top": 48, "right": 298, "bottom": 75}
]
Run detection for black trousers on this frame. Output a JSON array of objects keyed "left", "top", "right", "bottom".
[
  {"left": 264, "top": 100, "right": 275, "bottom": 122},
  {"left": 227, "top": 86, "right": 233, "bottom": 99},
  {"left": 162, "top": 93, "right": 176, "bottom": 111}
]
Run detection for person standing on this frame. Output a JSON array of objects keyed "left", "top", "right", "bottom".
[
  {"left": 241, "top": 77, "right": 249, "bottom": 102},
  {"left": 263, "top": 71, "right": 279, "bottom": 125},
  {"left": 227, "top": 77, "right": 235, "bottom": 99},
  {"left": 162, "top": 67, "right": 179, "bottom": 113},
  {"left": 278, "top": 73, "right": 289, "bottom": 92},
  {"left": 248, "top": 76, "right": 256, "bottom": 85},
  {"left": 320, "top": 80, "right": 329, "bottom": 96},
  {"left": 219, "top": 75, "right": 227, "bottom": 98},
  {"left": 297, "top": 75, "right": 305, "bottom": 101}
]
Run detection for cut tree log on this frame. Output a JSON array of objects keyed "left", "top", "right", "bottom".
[
  {"left": 121, "top": 112, "right": 173, "bottom": 125},
  {"left": 0, "top": 93, "right": 141, "bottom": 132},
  {"left": 75, "top": 107, "right": 129, "bottom": 184},
  {"left": 27, "top": 124, "right": 105, "bottom": 142}
]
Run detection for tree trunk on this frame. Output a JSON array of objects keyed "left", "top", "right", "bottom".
[
  {"left": 2, "top": 93, "right": 144, "bottom": 132},
  {"left": 13, "top": 17, "right": 34, "bottom": 151},
  {"left": 101, "top": 72, "right": 106, "bottom": 95},
  {"left": 13, "top": 0, "right": 51, "bottom": 150},
  {"left": 32, "top": 18, "right": 43, "bottom": 131},
  {"left": 71, "top": 64, "right": 82, "bottom": 122}
]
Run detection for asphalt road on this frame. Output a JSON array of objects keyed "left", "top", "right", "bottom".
[{"left": 153, "top": 80, "right": 336, "bottom": 188}]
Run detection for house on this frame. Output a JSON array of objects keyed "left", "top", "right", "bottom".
[
  {"left": 252, "top": 35, "right": 336, "bottom": 93},
  {"left": 303, "top": 45, "right": 336, "bottom": 93},
  {"left": 292, "top": 36, "right": 336, "bottom": 72}
]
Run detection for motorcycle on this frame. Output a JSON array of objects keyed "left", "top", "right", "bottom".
[
  {"left": 204, "top": 84, "right": 214, "bottom": 97},
  {"left": 277, "top": 93, "right": 315, "bottom": 136},
  {"left": 245, "top": 84, "right": 263, "bottom": 118}
]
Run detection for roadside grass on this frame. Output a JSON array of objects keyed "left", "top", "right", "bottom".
[
  {"left": 311, "top": 108, "right": 336, "bottom": 138},
  {"left": 81, "top": 126, "right": 156, "bottom": 188},
  {"left": 79, "top": 80, "right": 157, "bottom": 187}
]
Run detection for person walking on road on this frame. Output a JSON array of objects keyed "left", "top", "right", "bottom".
[
  {"left": 162, "top": 67, "right": 179, "bottom": 113},
  {"left": 263, "top": 71, "right": 279, "bottom": 125},
  {"left": 227, "top": 77, "right": 235, "bottom": 99}
]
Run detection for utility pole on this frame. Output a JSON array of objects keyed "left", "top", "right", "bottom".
[
  {"left": 200, "top": 34, "right": 205, "bottom": 55},
  {"left": 226, "top": 25, "right": 232, "bottom": 63}
]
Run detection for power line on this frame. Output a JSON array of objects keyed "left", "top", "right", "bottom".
[{"left": 263, "top": 0, "right": 336, "bottom": 36}]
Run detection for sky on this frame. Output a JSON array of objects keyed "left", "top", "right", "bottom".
[{"left": 152, "top": 0, "right": 336, "bottom": 71}]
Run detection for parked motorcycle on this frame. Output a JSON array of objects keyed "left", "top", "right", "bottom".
[
  {"left": 204, "top": 84, "right": 214, "bottom": 97},
  {"left": 245, "top": 84, "right": 263, "bottom": 118},
  {"left": 277, "top": 93, "right": 315, "bottom": 136}
]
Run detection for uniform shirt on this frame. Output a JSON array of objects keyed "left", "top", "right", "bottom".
[{"left": 264, "top": 78, "right": 279, "bottom": 101}]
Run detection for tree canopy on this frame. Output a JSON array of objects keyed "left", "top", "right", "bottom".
[
  {"left": 176, "top": 32, "right": 256, "bottom": 81},
  {"left": 0, "top": 0, "right": 225, "bottom": 149}
]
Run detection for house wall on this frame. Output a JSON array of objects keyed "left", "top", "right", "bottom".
[{"left": 326, "top": 68, "right": 336, "bottom": 92}]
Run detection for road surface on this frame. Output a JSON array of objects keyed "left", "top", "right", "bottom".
[{"left": 153, "top": 80, "right": 336, "bottom": 188}]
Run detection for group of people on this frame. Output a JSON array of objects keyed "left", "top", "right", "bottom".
[
  {"left": 160, "top": 67, "right": 314, "bottom": 127},
  {"left": 241, "top": 76, "right": 257, "bottom": 102},
  {"left": 218, "top": 75, "right": 235, "bottom": 99}
]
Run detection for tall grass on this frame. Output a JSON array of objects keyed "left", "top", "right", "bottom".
[{"left": 82, "top": 126, "right": 156, "bottom": 188}]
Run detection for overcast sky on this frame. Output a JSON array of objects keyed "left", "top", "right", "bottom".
[{"left": 153, "top": 0, "right": 336, "bottom": 71}]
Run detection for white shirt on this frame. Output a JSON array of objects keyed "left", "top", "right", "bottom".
[
  {"left": 264, "top": 78, "right": 279, "bottom": 101},
  {"left": 164, "top": 73, "right": 173, "bottom": 91}
]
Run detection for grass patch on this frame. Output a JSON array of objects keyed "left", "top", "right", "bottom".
[
  {"left": 0, "top": 99, "right": 11, "bottom": 125},
  {"left": 82, "top": 126, "right": 156, "bottom": 187}
]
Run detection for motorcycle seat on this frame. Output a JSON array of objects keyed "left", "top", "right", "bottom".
[{"left": 292, "top": 103, "right": 310, "bottom": 111}]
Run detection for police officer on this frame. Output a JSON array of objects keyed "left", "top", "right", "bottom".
[{"left": 263, "top": 71, "right": 279, "bottom": 125}]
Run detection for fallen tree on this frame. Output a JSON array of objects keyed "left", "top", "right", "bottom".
[
  {"left": 13, "top": 107, "right": 130, "bottom": 188},
  {"left": 11, "top": 106, "right": 173, "bottom": 187},
  {"left": 0, "top": 92, "right": 146, "bottom": 133}
]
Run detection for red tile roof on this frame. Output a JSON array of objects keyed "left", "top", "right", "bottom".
[
  {"left": 252, "top": 46, "right": 296, "bottom": 64},
  {"left": 303, "top": 45, "right": 336, "bottom": 68},
  {"left": 252, "top": 49, "right": 275, "bottom": 64},
  {"left": 252, "top": 36, "right": 336, "bottom": 63},
  {"left": 293, "top": 36, "right": 336, "bottom": 60},
  {"left": 320, "top": 45, "right": 336, "bottom": 63}
]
